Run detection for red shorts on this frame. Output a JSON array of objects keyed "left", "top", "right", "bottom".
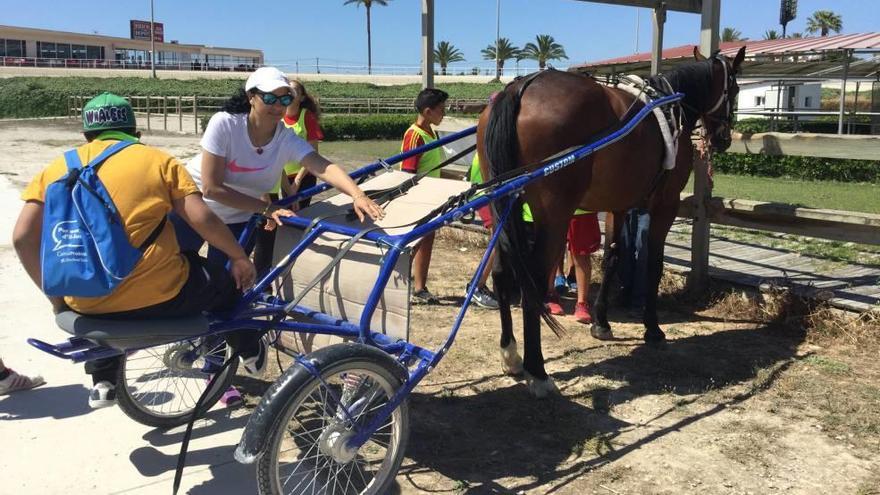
[
  {"left": 568, "top": 213, "right": 601, "bottom": 256},
  {"left": 476, "top": 205, "right": 494, "bottom": 230}
]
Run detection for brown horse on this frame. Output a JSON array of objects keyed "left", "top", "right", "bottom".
[{"left": 477, "top": 47, "right": 746, "bottom": 397}]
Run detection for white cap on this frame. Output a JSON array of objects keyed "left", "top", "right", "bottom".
[{"left": 245, "top": 67, "right": 290, "bottom": 92}]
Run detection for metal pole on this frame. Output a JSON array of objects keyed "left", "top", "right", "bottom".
[
  {"left": 421, "top": 0, "right": 434, "bottom": 89},
  {"left": 690, "top": 0, "right": 720, "bottom": 291},
  {"left": 838, "top": 49, "right": 852, "bottom": 135},
  {"left": 496, "top": 0, "right": 501, "bottom": 79},
  {"left": 635, "top": 8, "right": 640, "bottom": 53},
  {"left": 650, "top": 3, "right": 666, "bottom": 75},
  {"left": 150, "top": 0, "right": 157, "bottom": 79}
]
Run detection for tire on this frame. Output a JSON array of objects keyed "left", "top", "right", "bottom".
[
  {"left": 116, "top": 335, "right": 238, "bottom": 428},
  {"left": 256, "top": 344, "right": 409, "bottom": 495}
]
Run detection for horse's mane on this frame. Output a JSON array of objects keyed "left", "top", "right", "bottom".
[{"left": 648, "top": 58, "right": 715, "bottom": 115}]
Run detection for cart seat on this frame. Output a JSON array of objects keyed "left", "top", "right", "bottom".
[{"left": 55, "top": 311, "right": 210, "bottom": 351}]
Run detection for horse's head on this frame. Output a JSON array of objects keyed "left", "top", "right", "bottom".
[{"left": 693, "top": 46, "right": 745, "bottom": 152}]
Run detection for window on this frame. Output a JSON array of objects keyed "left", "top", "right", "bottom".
[
  {"left": 37, "top": 41, "right": 56, "bottom": 58},
  {"left": 804, "top": 96, "right": 813, "bottom": 108},
  {"left": 1, "top": 39, "right": 26, "bottom": 57},
  {"left": 56, "top": 43, "right": 71, "bottom": 59},
  {"left": 754, "top": 96, "right": 765, "bottom": 106},
  {"left": 86, "top": 45, "right": 103, "bottom": 60},
  {"left": 71, "top": 44, "right": 86, "bottom": 59}
]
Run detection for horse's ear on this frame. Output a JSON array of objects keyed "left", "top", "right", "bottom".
[
  {"left": 733, "top": 46, "right": 746, "bottom": 71},
  {"left": 693, "top": 46, "right": 707, "bottom": 61}
]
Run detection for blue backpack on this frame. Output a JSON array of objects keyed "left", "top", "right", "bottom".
[{"left": 40, "top": 140, "right": 167, "bottom": 297}]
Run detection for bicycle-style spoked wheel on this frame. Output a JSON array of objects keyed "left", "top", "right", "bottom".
[
  {"left": 116, "top": 335, "right": 238, "bottom": 428},
  {"left": 257, "top": 346, "right": 409, "bottom": 495}
]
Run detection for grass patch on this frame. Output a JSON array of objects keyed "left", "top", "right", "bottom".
[
  {"left": 804, "top": 355, "right": 851, "bottom": 375},
  {"left": 319, "top": 140, "right": 401, "bottom": 168},
  {"left": 685, "top": 173, "right": 880, "bottom": 214}
]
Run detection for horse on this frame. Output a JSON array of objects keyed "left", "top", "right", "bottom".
[{"left": 476, "top": 46, "right": 746, "bottom": 397}]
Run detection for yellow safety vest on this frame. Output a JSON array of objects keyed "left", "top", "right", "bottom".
[
  {"left": 401, "top": 124, "right": 442, "bottom": 178},
  {"left": 273, "top": 107, "right": 311, "bottom": 194}
]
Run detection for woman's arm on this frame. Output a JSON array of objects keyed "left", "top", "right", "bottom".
[
  {"left": 299, "top": 152, "right": 384, "bottom": 221},
  {"left": 200, "top": 149, "right": 270, "bottom": 213}
]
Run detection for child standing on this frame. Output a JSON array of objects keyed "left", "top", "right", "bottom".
[{"left": 400, "top": 88, "right": 449, "bottom": 304}]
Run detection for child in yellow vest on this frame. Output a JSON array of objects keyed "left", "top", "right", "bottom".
[{"left": 401, "top": 88, "right": 448, "bottom": 304}]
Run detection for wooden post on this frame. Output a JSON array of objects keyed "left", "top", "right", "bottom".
[
  {"left": 689, "top": 0, "right": 720, "bottom": 291},
  {"left": 421, "top": 0, "right": 434, "bottom": 89},
  {"left": 193, "top": 95, "right": 199, "bottom": 134},
  {"left": 838, "top": 49, "right": 852, "bottom": 135},
  {"left": 163, "top": 96, "right": 168, "bottom": 131},
  {"left": 650, "top": 4, "right": 666, "bottom": 76},
  {"left": 178, "top": 95, "right": 183, "bottom": 132}
]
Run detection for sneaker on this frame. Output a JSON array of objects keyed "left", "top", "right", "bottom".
[
  {"left": 89, "top": 381, "right": 117, "bottom": 409},
  {"left": 545, "top": 295, "right": 565, "bottom": 316},
  {"left": 219, "top": 385, "right": 243, "bottom": 407},
  {"left": 553, "top": 275, "right": 568, "bottom": 296},
  {"left": 240, "top": 339, "right": 268, "bottom": 378},
  {"left": 0, "top": 369, "right": 45, "bottom": 395},
  {"left": 411, "top": 288, "right": 439, "bottom": 305},
  {"left": 574, "top": 302, "right": 593, "bottom": 324},
  {"left": 469, "top": 285, "right": 499, "bottom": 309}
]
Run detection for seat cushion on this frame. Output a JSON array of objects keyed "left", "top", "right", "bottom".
[{"left": 55, "top": 311, "right": 210, "bottom": 351}]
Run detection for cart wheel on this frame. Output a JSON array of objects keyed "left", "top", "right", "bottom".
[
  {"left": 116, "top": 335, "right": 238, "bottom": 428},
  {"left": 257, "top": 344, "right": 409, "bottom": 495}
]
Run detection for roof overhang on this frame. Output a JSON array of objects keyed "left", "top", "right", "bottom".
[{"left": 569, "top": 0, "right": 702, "bottom": 14}]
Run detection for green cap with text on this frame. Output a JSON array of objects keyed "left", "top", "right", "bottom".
[{"left": 82, "top": 92, "right": 136, "bottom": 132}]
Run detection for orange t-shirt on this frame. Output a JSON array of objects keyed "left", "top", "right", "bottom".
[{"left": 21, "top": 138, "right": 200, "bottom": 314}]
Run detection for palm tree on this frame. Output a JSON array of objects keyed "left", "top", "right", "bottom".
[
  {"left": 788, "top": 32, "right": 804, "bottom": 39},
  {"left": 434, "top": 41, "right": 464, "bottom": 76},
  {"left": 481, "top": 37, "right": 520, "bottom": 80},
  {"left": 763, "top": 30, "right": 780, "bottom": 40},
  {"left": 343, "top": 0, "right": 391, "bottom": 75},
  {"left": 520, "top": 34, "right": 568, "bottom": 70},
  {"left": 806, "top": 10, "right": 843, "bottom": 37},
  {"left": 721, "top": 27, "right": 744, "bottom": 42}
]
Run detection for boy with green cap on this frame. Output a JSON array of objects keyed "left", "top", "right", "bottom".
[{"left": 13, "top": 92, "right": 258, "bottom": 409}]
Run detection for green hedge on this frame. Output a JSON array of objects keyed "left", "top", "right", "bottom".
[
  {"left": 713, "top": 152, "right": 880, "bottom": 184},
  {"left": 0, "top": 77, "right": 501, "bottom": 118},
  {"left": 734, "top": 117, "right": 872, "bottom": 135}
]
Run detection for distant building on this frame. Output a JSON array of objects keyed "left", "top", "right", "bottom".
[
  {"left": 737, "top": 81, "right": 822, "bottom": 120},
  {"left": 0, "top": 24, "right": 262, "bottom": 71}
]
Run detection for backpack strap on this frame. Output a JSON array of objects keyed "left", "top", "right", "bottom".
[{"left": 138, "top": 215, "right": 167, "bottom": 252}]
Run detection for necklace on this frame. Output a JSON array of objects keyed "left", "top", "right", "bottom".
[{"left": 256, "top": 147, "right": 263, "bottom": 155}]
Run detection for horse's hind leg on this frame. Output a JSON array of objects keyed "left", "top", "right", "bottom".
[
  {"left": 591, "top": 211, "right": 624, "bottom": 340},
  {"left": 493, "top": 268, "right": 523, "bottom": 375}
]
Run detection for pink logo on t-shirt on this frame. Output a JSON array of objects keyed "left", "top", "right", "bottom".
[{"left": 227, "top": 159, "right": 269, "bottom": 173}]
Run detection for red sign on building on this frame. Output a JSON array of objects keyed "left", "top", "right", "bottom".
[{"left": 130, "top": 20, "right": 164, "bottom": 43}]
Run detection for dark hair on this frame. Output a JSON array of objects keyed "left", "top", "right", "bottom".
[
  {"left": 414, "top": 88, "right": 449, "bottom": 113},
  {"left": 222, "top": 87, "right": 253, "bottom": 114},
  {"left": 83, "top": 127, "right": 137, "bottom": 141},
  {"left": 291, "top": 80, "right": 321, "bottom": 119}
]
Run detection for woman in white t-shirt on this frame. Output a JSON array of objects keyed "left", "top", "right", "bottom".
[{"left": 172, "top": 67, "right": 384, "bottom": 266}]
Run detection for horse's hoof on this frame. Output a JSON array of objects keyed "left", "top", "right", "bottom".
[
  {"left": 644, "top": 331, "right": 667, "bottom": 349},
  {"left": 524, "top": 372, "right": 559, "bottom": 399},
  {"left": 500, "top": 341, "right": 524, "bottom": 376},
  {"left": 590, "top": 324, "right": 614, "bottom": 341}
]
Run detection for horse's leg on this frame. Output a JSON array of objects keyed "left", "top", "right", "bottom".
[
  {"left": 590, "top": 211, "right": 625, "bottom": 340},
  {"left": 521, "top": 219, "right": 568, "bottom": 398},
  {"left": 493, "top": 268, "right": 523, "bottom": 375},
  {"left": 642, "top": 204, "right": 678, "bottom": 347}
]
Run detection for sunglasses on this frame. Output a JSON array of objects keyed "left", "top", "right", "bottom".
[{"left": 255, "top": 91, "right": 293, "bottom": 106}]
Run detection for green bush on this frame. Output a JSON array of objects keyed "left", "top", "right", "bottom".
[
  {"left": 734, "top": 117, "right": 872, "bottom": 135},
  {"left": 713, "top": 152, "right": 880, "bottom": 184},
  {"left": 0, "top": 77, "right": 501, "bottom": 119}
]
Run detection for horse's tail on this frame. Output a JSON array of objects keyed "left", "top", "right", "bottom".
[{"left": 485, "top": 87, "right": 565, "bottom": 337}]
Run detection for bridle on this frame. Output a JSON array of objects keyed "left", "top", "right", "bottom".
[{"left": 701, "top": 53, "right": 738, "bottom": 128}]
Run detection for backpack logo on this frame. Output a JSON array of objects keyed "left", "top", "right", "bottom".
[{"left": 51, "top": 220, "right": 84, "bottom": 252}]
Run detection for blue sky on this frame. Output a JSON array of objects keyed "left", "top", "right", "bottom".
[{"left": 3, "top": 1, "right": 875, "bottom": 71}]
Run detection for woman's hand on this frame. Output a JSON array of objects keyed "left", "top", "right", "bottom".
[
  {"left": 352, "top": 194, "right": 385, "bottom": 222},
  {"left": 263, "top": 207, "right": 297, "bottom": 231}
]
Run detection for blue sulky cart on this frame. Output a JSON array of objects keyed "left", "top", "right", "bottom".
[{"left": 29, "top": 93, "right": 682, "bottom": 495}]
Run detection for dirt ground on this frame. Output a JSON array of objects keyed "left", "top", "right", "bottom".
[{"left": 3, "top": 120, "right": 879, "bottom": 494}]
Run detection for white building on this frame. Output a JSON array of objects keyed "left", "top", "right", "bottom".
[{"left": 736, "top": 81, "right": 822, "bottom": 120}]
